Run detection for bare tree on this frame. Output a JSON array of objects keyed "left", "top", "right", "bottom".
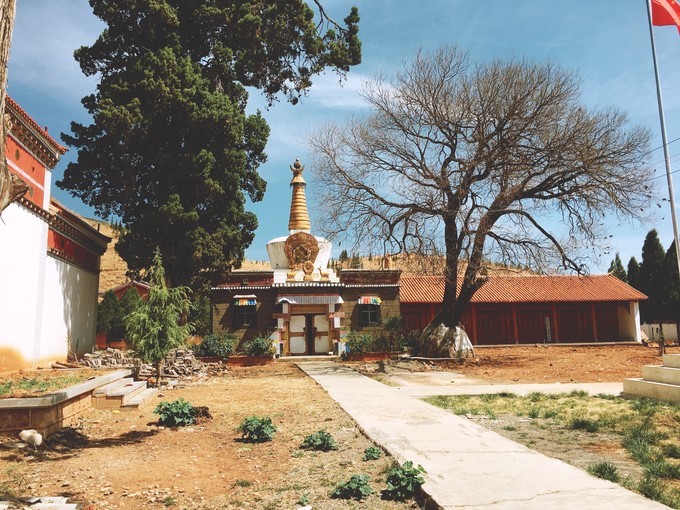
[
  {"left": 309, "top": 46, "right": 653, "bottom": 348},
  {"left": 0, "top": 0, "right": 22, "bottom": 214}
]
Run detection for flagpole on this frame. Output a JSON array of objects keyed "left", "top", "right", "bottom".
[{"left": 646, "top": 0, "right": 680, "bottom": 275}]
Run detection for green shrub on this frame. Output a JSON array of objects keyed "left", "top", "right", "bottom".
[
  {"left": 243, "top": 336, "right": 275, "bottom": 357},
  {"left": 569, "top": 417, "right": 600, "bottom": 433},
  {"left": 382, "top": 461, "right": 426, "bottom": 501},
  {"left": 193, "top": 333, "right": 235, "bottom": 358},
  {"left": 346, "top": 331, "right": 373, "bottom": 354},
  {"left": 300, "top": 429, "right": 338, "bottom": 451},
  {"left": 363, "top": 446, "right": 382, "bottom": 461},
  {"left": 330, "top": 474, "right": 373, "bottom": 500},
  {"left": 154, "top": 398, "right": 196, "bottom": 427},
  {"left": 238, "top": 416, "right": 276, "bottom": 442},
  {"left": 587, "top": 461, "right": 620, "bottom": 483}
]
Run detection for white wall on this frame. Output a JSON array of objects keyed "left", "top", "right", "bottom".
[
  {"left": 0, "top": 203, "right": 47, "bottom": 369},
  {"left": 617, "top": 301, "right": 642, "bottom": 343},
  {"left": 642, "top": 322, "right": 679, "bottom": 342},
  {"left": 42, "top": 255, "right": 98, "bottom": 359}
]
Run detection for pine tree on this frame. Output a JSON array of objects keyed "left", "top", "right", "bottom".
[
  {"left": 638, "top": 229, "right": 667, "bottom": 352},
  {"left": 607, "top": 253, "right": 627, "bottom": 282},
  {"left": 97, "top": 290, "right": 120, "bottom": 342},
  {"left": 59, "top": 1, "right": 361, "bottom": 287},
  {"left": 663, "top": 241, "right": 680, "bottom": 326},
  {"left": 628, "top": 257, "right": 640, "bottom": 289},
  {"left": 125, "top": 249, "right": 192, "bottom": 385}
]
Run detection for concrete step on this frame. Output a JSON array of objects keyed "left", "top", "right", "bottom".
[
  {"left": 623, "top": 377, "right": 680, "bottom": 403},
  {"left": 92, "top": 377, "right": 134, "bottom": 397},
  {"left": 93, "top": 380, "right": 148, "bottom": 409},
  {"left": 121, "top": 387, "right": 159, "bottom": 411},
  {"left": 663, "top": 353, "right": 680, "bottom": 369},
  {"left": 642, "top": 364, "right": 680, "bottom": 385}
]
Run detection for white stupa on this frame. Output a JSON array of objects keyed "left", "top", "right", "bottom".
[{"left": 266, "top": 160, "right": 338, "bottom": 284}]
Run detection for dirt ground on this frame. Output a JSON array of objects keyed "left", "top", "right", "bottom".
[
  {"left": 0, "top": 364, "right": 417, "bottom": 510},
  {"left": 376, "top": 343, "right": 679, "bottom": 384},
  {"left": 0, "top": 344, "right": 675, "bottom": 509}
]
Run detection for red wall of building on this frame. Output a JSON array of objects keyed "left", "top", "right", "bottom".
[{"left": 5, "top": 136, "right": 47, "bottom": 208}]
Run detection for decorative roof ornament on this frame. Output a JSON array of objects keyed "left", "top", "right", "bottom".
[{"left": 288, "top": 159, "right": 311, "bottom": 232}]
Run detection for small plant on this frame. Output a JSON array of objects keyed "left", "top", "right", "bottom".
[
  {"left": 662, "top": 443, "right": 680, "bottom": 459},
  {"left": 502, "top": 425, "right": 517, "bottom": 431},
  {"left": 528, "top": 406, "right": 541, "bottom": 419},
  {"left": 242, "top": 336, "right": 275, "bottom": 357},
  {"left": 587, "top": 461, "right": 620, "bottom": 483},
  {"left": 300, "top": 429, "right": 338, "bottom": 451},
  {"left": 296, "top": 494, "right": 310, "bottom": 505},
  {"left": 193, "top": 333, "right": 235, "bottom": 358},
  {"left": 543, "top": 409, "right": 558, "bottom": 419},
  {"left": 363, "top": 446, "right": 382, "bottom": 461},
  {"left": 569, "top": 417, "right": 600, "bottom": 433},
  {"left": 345, "top": 331, "right": 374, "bottom": 354},
  {"left": 162, "top": 496, "right": 175, "bottom": 506},
  {"left": 238, "top": 416, "right": 277, "bottom": 442},
  {"left": 234, "top": 479, "right": 252, "bottom": 487},
  {"left": 382, "top": 461, "right": 426, "bottom": 501},
  {"left": 330, "top": 474, "right": 374, "bottom": 500},
  {"left": 153, "top": 398, "right": 196, "bottom": 427}
]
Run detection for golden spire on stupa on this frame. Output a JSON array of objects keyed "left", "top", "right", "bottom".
[{"left": 288, "top": 159, "right": 311, "bottom": 232}]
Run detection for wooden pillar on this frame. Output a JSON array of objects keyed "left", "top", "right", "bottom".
[
  {"left": 512, "top": 304, "right": 519, "bottom": 344},
  {"left": 470, "top": 303, "right": 478, "bottom": 345},
  {"left": 551, "top": 303, "right": 559, "bottom": 343},
  {"left": 590, "top": 302, "right": 598, "bottom": 342}
]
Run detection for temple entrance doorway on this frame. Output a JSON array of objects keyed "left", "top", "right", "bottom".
[{"left": 288, "top": 306, "right": 332, "bottom": 355}]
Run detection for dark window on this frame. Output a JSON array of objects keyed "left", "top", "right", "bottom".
[
  {"left": 235, "top": 305, "right": 256, "bottom": 328},
  {"left": 360, "top": 304, "right": 380, "bottom": 326}
]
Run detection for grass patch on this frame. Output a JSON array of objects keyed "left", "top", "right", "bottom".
[
  {"left": 587, "top": 461, "right": 620, "bottom": 483},
  {"left": 427, "top": 391, "right": 680, "bottom": 508}
]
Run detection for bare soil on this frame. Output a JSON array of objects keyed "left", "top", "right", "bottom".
[
  {"left": 0, "top": 345, "right": 673, "bottom": 508},
  {"left": 0, "top": 364, "right": 416, "bottom": 510},
  {"left": 355, "top": 344, "right": 677, "bottom": 384}
]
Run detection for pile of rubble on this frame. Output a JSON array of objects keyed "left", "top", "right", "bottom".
[
  {"left": 76, "top": 348, "right": 228, "bottom": 381},
  {"left": 79, "top": 348, "right": 139, "bottom": 368}
]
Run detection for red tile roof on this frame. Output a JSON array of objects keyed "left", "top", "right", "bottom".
[
  {"left": 399, "top": 274, "right": 647, "bottom": 304},
  {"left": 6, "top": 95, "right": 67, "bottom": 154}
]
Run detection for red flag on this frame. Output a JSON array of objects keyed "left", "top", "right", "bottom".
[{"left": 652, "top": 0, "right": 680, "bottom": 33}]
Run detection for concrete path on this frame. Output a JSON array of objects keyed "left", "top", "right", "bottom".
[{"left": 298, "top": 362, "right": 667, "bottom": 510}]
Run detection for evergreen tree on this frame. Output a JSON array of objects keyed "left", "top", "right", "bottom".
[
  {"left": 607, "top": 253, "right": 627, "bottom": 282},
  {"left": 663, "top": 241, "right": 680, "bottom": 325},
  {"left": 627, "top": 256, "right": 640, "bottom": 289},
  {"left": 114, "top": 288, "right": 144, "bottom": 340},
  {"left": 97, "top": 290, "right": 120, "bottom": 340},
  {"left": 638, "top": 229, "right": 666, "bottom": 327},
  {"left": 59, "top": 1, "right": 361, "bottom": 288},
  {"left": 339, "top": 249, "right": 349, "bottom": 263},
  {"left": 126, "top": 249, "right": 192, "bottom": 385}
]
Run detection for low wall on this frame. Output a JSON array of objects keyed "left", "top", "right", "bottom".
[{"left": 0, "top": 369, "right": 131, "bottom": 436}]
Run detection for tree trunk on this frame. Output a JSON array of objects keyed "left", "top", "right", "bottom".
[
  {"left": 0, "top": 0, "right": 18, "bottom": 214},
  {"left": 658, "top": 321, "right": 666, "bottom": 356}
]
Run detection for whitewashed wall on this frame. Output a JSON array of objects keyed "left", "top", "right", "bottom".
[
  {"left": 617, "top": 301, "right": 642, "bottom": 343},
  {"left": 641, "top": 322, "right": 678, "bottom": 342},
  {"left": 0, "top": 203, "right": 48, "bottom": 369},
  {"left": 41, "top": 255, "right": 98, "bottom": 360}
]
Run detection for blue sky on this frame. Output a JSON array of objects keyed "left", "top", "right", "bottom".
[{"left": 8, "top": 0, "right": 680, "bottom": 270}]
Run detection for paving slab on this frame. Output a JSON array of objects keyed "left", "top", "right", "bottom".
[{"left": 298, "top": 362, "right": 667, "bottom": 510}]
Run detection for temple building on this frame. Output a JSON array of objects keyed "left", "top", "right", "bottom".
[
  {"left": 211, "top": 160, "right": 401, "bottom": 355},
  {"left": 212, "top": 159, "right": 647, "bottom": 350},
  {"left": 0, "top": 97, "right": 110, "bottom": 370}
]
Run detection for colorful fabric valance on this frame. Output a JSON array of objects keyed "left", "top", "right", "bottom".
[
  {"left": 358, "top": 296, "right": 381, "bottom": 305},
  {"left": 233, "top": 294, "right": 257, "bottom": 306}
]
